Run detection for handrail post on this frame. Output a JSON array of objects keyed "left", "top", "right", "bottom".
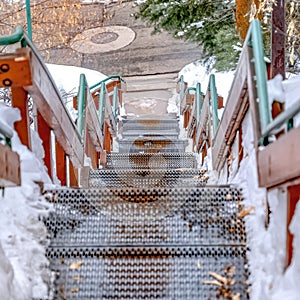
[
  {"left": 98, "top": 84, "right": 106, "bottom": 130},
  {"left": 77, "top": 74, "right": 86, "bottom": 139},
  {"left": 113, "top": 85, "right": 118, "bottom": 118},
  {"left": 209, "top": 74, "right": 219, "bottom": 137},
  {"left": 179, "top": 75, "right": 185, "bottom": 104},
  {"left": 196, "top": 82, "right": 202, "bottom": 126},
  {"left": 25, "top": 0, "right": 33, "bottom": 41},
  {"left": 251, "top": 20, "right": 271, "bottom": 134}
]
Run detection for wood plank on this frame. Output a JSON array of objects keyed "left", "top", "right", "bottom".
[
  {"left": 247, "top": 46, "right": 262, "bottom": 149},
  {"left": 25, "top": 49, "right": 84, "bottom": 168},
  {"left": 37, "top": 110, "right": 52, "bottom": 179},
  {"left": 55, "top": 141, "right": 67, "bottom": 186},
  {"left": 195, "top": 97, "right": 210, "bottom": 152},
  {"left": 286, "top": 185, "right": 300, "bottom": 267},
  {"left": 0, "top": 48, "right": 32, "bottom": 88},
  {"left": 258, "top": 126, "right": 300, "bottom": 187},
  {"left": 212, "top": 49, "right": 248, "bottom": 171},
  {"left": 86, "top": 91, "right": 104, "bottom": 150},
  {"left": 0, "top": 144, "right": 21, "bottom": 187},
  {"left": 69, "top": 159, "right": 79, "bottom": 187},
  {"left": 11, "top": 87, "right": 32, "bottom": 150}
]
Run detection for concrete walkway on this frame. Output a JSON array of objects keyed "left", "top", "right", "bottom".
[{"left": 46, "top": 1, "right": 200, "bottom": 115}]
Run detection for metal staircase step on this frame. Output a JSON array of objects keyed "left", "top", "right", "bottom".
[
  {"left": 106, "top": 153, "right": 197, "bottom": 169},
  {"left": 121, "top": 130, "right": 179, "bottom": 137},
  {"left": 44, "top": 186, "right": 248, "bottom": 299},
  {"left": 89, "top": 168, "right": 207, "bottom": 188},
  {"left": 119, "top": 139, "right": 187, "bottom": 153},
  {"left": 46, "top": 246, "right": 247, "bottom": 300}
]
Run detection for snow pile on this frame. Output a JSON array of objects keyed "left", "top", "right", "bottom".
[
  {"left": 223, "top": 74, "right": 300, "bottom": 299},
  {"left": 179, "top": 60, "right": 235, "bottom": 104},
  {"left": 0, "top": 64, "right": 107, "bottom": 299},
  {"left": 0, "top": 104, "right": 53, "bottom": 300},
  {"left": 179, "top": 58, "right": 300, "bottom": 299}
]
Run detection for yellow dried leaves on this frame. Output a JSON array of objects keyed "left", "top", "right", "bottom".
[
  {"left": 203, "top": 265, "right": 240, "bottom": 300},
  {"left": 237, "top": 206, "right": 255, "bottom": 218},
  {"left": 70, "top": 260, "right": 83, "bottom": 270}
]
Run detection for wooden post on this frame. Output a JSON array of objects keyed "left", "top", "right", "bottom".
[
  {"left": 103, "top": 122, "right": 111, "bottom": 153},
  {"left": 55, "top": 141, "right": 67, "bottom": 186},
  {"left": 11, "top": 87, "right": 31, "bottom": 150},
  {"left": 69, "top": 159, "right": 79, "bottom": 187},
  {"left": 271, "top": 0, "right": 285, "bottom": 79},
  {"left": 286, "top": 184, "right": 300, "bottom": 267},
  {"left": 37, "top": 110, "right": 52, "bottom": 179}
]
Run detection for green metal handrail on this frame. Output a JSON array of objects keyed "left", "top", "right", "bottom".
[
  {"left": 209, "top": 74, "right": 219, "bottom": 137},
  {"left": 26, "top": 0, "right": 33, "bottom": 41},
  {"left": 196, "top": 82, "right": 202, "bottom": 126},
  {"left": 0, "top": 27, "right": 81, "bottom": 140},
  {"left": 178, "top": 75, "right": 185, "bottom": 103},
  {"left": 247, "top": 19, "right": 270, "bottom": 135},
  {"left": 262, "top": 100, "right": 300, "bottom": 137},
  {"left": 98, "top": 83, "right": 106, "bottom": 130},
  {"left": 0, "top": 26, "right": 24, "bottom": 45},
  {"left": 77, "top": 74, "right": 87, "bottom": 138},
  {"left": 90, "top": 75, "right": 126, "bottom": 91},
  {"left": 113, "top": 85, "right": 119, "bottom": 118},
  {"left": 184, "top": 87, "right": 196, "bottom": 95}
]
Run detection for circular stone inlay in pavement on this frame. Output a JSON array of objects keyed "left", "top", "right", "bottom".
[
  {"left": 70, "top": 26, "right": 136, "bottom": 54},
  {"left": 91, "top": 32, "right": 119, "bottom": 44}
]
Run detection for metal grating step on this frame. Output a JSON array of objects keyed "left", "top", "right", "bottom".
[
  {"left": 89, "top": 168, "right": 207, "bottom": 188},
  {"left": 121, "top": 131, "right": 179, "bottom": 137},
  {"left": 46, "top": 246, "right": 248, "bottom": 300},
  {"left": 118, "top": 139, "right": 187, "bottom": 153},
  {"left": 106, "top": 153, "right": 197, "bottom": 169},
  {"left": 45, "top": 186, "right": 248, "bottom": 299},
  {"left": 44, "top": 187, "right": 245, "bottom": 247}
]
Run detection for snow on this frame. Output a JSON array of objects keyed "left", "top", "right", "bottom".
[
  {"left": 0, "top": 104, "right": 52, "bottom": 299},
  {"left": 178, "top": 59, "right": 300, "bottom": 300},
  {"left": 0, "top": 64, "right": 107, "bottom": 299},
  {"left": 217, "top": 76, "right": 300, "bottom": 299}
]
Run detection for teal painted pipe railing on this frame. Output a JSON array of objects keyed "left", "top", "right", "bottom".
[
  {"left": 209, "top": 74, "right": 219, "bottom": 137},
  {"left": 113, "top": 85, "right": 118, "bottom": 118},
  {"left": 26, "top": 0, "right": 33, "bottom": 41},
  {"left": 90, "top": 75, "right": 126, "bottom": 91},
  {"left": 0, "top": 26, "right": 24, "bottom": 45},
  {"left": 247, "top": 19, "right": 270, "bottom": 136},
  {"left": 196, "top": 82, "right": 202, "bottom": 126},
  {"left": 178, "top": 75, "right": 185, "bottom": 104},
  {"left": 0, "top": 27, "right": 81, "bottom": 140},
  {"left": 98, "top": 84, "right": 106, "bottom": 129},
  {"left": 262, "top": 99, "right": 300, "bottom": 137},
  {"left": 77, "top": 74, "right": 87, "bottom": 138}
]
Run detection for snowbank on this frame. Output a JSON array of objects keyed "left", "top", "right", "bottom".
[
  {"left": 0, "top": 104, "right": 52, "bottom": 299},
  {"left": 178, "top": 59, "right": 300, "bottom": 299},
  {"left": 0, "top": 64, "right": 107, "bottom": 299}
]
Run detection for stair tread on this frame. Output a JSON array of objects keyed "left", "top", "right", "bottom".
[{"left": 45, "top": 109, "right": 248, "bottom": 299}]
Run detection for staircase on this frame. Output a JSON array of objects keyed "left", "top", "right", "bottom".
[{"left": 44, "top": 114, "right": 248, "bottom": 300}]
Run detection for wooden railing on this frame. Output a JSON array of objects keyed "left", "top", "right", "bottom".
[
  {"left": 179, "top": 19, "right": 300, "bottom": 268},
  {"left": 0, "top": 27, "right": 124, "bottom": 187}
]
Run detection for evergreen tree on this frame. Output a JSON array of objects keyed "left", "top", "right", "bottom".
[{"left": 136, "top": 0, "right": 240, "bottom": 71}]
